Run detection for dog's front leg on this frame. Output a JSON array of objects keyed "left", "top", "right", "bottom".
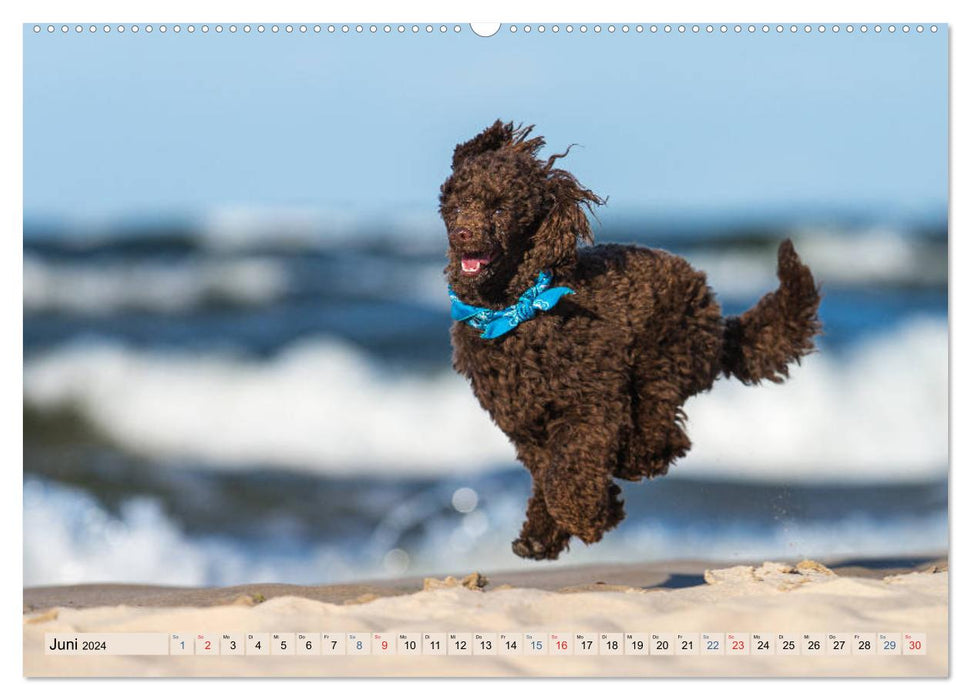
[
  {"left": 512, "top": 478, "right": 572, "bottom": 560},
  {"left": 541, "top": 420, "right": 624, "bottom": 545}
]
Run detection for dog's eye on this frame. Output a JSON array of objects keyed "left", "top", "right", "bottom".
[{"left": 494, "top": 208, "right": 504, "bottom": 217}]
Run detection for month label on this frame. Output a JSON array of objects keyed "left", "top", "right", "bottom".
[{"left": 44, "top": 633, "right": 168, "bottom": 656}]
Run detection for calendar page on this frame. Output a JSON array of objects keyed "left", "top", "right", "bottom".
[{"left": 22, "top": 13, "right": 948, "bottom": 679}]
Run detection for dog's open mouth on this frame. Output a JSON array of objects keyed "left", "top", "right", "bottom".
[{"left": 460, "top": 251, "right": 495, "bottom": 276}]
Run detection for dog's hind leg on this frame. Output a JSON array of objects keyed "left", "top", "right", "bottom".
[
  {"left": 624, "top": 313, "right": 718, "bottom": 479},
  {"left": 625, "top": 398, "right": 692, "bottom": 479},
  {"left": 512, "top": 479, "right": 572, "bottom": 560}
]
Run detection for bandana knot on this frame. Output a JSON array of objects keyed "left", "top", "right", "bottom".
[{"left": 448, "top": 271, "right": 574, "bottom": 339}]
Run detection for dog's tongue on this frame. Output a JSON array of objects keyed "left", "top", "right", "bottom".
[{"left": 461, "top": 254, "right": 492, "bottom": 273}]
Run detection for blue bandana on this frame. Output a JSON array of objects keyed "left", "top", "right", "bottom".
[{"left": 448, "top": 271, "right": 574, "bottom": 339}]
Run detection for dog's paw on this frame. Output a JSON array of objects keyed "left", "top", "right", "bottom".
[
  {"left": 511, "top": 537, "right": 562, "bottom": 561},
  {"left": 542, "top": 478, "right": 611, "bottom": 545}
]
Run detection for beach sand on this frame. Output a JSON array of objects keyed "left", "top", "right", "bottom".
[{"left": 23, "top": 557, "right": 948, "bottom": 677}]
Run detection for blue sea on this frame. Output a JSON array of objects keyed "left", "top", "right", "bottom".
[{"left": 22, "top": 211, "right": 948, "bottom": 587}]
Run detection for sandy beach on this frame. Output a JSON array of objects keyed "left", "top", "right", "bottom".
[{"left": 24, "top": 556, "right": 947, "bottom": 677}]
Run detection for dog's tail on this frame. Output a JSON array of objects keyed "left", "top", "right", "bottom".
[{"left": 721, "top": 239, "right": 821, "bottom": 384}]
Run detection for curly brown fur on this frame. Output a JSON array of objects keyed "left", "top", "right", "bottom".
[{"left": 441, "top": 120, "right": 821, "bottom": 560}]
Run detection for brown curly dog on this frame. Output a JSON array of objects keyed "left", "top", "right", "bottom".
[{"left": 441, "top": 120, "right": 821, "bottom": 560}]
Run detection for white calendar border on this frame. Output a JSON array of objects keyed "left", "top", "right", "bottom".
[{"left": 7, "top": 0, "right": 962, "bottom": 696}]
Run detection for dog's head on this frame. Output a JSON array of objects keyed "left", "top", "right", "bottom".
[{"left": 440, "top": 120, "right": 604, "bottom": 305}]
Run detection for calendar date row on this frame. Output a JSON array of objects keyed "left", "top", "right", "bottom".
[{"left": 45, "top": 632, "right": 926, "bottom": 657}]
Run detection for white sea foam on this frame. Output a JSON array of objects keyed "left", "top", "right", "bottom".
[
  {"left": 198, "top": 205, "right": 444, "bottom": 252},
  {"left": 24, "top": 479, "right": 213, "bottom": 586},
  {"left": 23, "top": 317, "right": 947, "bottom": 482},
  {"left": 23, "top": 478, "right": 946, "bottom": 588},
  {"left": 418, "top": 227, "right": 944, "bottom": 305},
  {"left": 690, "top": 228, "right": 945, "bottom": 299},
  {"left": 22, "top": 479, "right": 361, "bottom": 587},
  {"left": 23, "top": 255, "right": 289, "bottom": 314},
  {"left": 681, "top": 315, "right": 948, "bottom": 482},
  {"left": 24, "top": 337, "right": 512, "bottom": 476},
  {"left": 23, "top": 225, "right": 941, "bottom": 315}
]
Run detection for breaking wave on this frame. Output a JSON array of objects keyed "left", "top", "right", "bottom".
[
  {"left": 22, "top": 317, "right": 947, "bottom": 483},
  {"left": 23, "top": 477, "right": 947, "bottom": 588},
  {"left": 23, "top": 254, "right": 289, "bottom": 314}
]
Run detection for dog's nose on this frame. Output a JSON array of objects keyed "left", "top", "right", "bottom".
[{"left": 449, "top": 227, "right": 472, "bottom": 244}]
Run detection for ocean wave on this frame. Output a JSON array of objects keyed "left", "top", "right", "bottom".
[
  {"left": 22, "top": 317, "right": 947, "bottom": 482},
  {"left": 23, "top": 226, "right": 944, "bottom": 321},
  {"left": 682, "top": 315, "right": 947, "bottom": 481},
  {"left": 23, "top": 477, "right": 947, "bottom": 588},
  {"left": 23, "top": 337, "right": 511, "bottom": 475},
  {"left": 689, "top": 227, "right": 946, "bottom": 298},
  {"left": 23, "top": 479, "right": 362, "bottom": 587},
  {"left": 23, "top": 255, "right": 290, "bottom": 314},
  {"left": 198, "top": 206, "right": 444, "bottom": 254}
]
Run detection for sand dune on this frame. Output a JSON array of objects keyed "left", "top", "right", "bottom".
[{"left": 24, "top": 560, "right": 947, "bottom": 677}]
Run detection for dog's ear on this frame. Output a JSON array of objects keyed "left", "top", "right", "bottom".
[{"left": 526, "top": 167, "right": 605, "bottom": 271}]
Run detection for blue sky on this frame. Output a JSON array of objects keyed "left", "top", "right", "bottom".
[{"left": 23, "top": 25, "right": 947, "bottom": 225}]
